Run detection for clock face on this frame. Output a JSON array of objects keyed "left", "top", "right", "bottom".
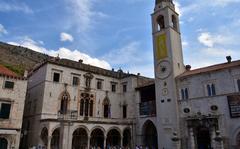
[{"left": 156, "top": 60, "right": 171, "bottom": 79}]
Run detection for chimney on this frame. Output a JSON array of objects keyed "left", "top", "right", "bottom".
[
  {"left": 186, "top": 65, "right": 191, "bottom": 71},
  {"left": 79, "top": 59, "right": 83, "bottom": 63},
  {"left": 226, "top": 56, "right": 232, "bottom": 63}
]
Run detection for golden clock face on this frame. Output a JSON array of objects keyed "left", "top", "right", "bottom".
[{"left": 156, "top": 60, "right": 172, "bottom": 79}]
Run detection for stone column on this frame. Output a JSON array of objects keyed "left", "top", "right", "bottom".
[
  {"left": 189, "top": 128, "right": 195, "bottom": 149},
  {"left": 121, "top": 135, "right": 123, "bottom": 147},
  {"left": 104, "top": 135, "right": 107, "bottom": 149},
  {"left": 87, "top": 135, "right": 90, "bottom": 149},
  {"left": 47, "top": 136, "right": 52, "bottom": 149}
]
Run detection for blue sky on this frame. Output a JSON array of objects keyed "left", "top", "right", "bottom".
[{"left": 0, "top": 0, "right": 240, "bottom": 77}]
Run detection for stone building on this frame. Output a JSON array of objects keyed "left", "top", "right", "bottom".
[
  {"left": 0, "top": 65, "right": 27, "bottom": 149},
  {"left": 21, "top": 58, "right": 152, "bottom": 149}
]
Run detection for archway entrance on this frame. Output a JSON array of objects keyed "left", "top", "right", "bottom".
[
  {"left": 72, "top": 128, "right": 88, "bottom": 149},
  {"left": 142, "top": 120, "right": 158, "bottom": 149},
  {"left": 123, "top": 129, "right": 131, "bottom": 148},
  {"left": 90, "top": 128, "right": 104, "bottom": 148},
  {"left": 51, "top": 128, "right": 60, "bottom": 149},
  {"left": 0, "top": 138, "right": 8, "bottom": 149},
  {"left": 106, "top": 129, "right": 121, "bottom": 147},
  {"left": 40, "top": 127, "right": 48, "bottom": 147},
  {"left": 196, "top": 126, "right": 211, "bottom": 149}
]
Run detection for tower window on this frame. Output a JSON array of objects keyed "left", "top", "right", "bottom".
[
  {"left": 171, "top": 15, "right": 178, "bottom": 31},
  {"left": 157, "top": 15, "right": 165, "bottom": 31},
  {"left": 237, "top": 79, "right": 240, "bottom": 92},
  {"left": 207, "top": 84, "right": 216, "bottom": 96}
]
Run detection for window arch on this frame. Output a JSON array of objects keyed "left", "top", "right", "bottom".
[
  {"left": 0, "top": 138, "right": 8, "bottom": 149},
  {"left": 171, "top": 15, "right": 178, "bottom": 30},
  {"left": 157, "top": 15, "right": 165, "bottom": 31},
  {"left": 103, "top": 97, "right": 110, "bottom": 118},
  {"left": 59, "top": 91, "right": 70, "bottom": 114}
]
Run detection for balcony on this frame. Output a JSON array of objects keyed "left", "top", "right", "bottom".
[
  {"left": 139, "top": 101, "right": 156, "bottom": 117},
  {"left": 57, "top": 110, "right": 78, "bottom": 120}
]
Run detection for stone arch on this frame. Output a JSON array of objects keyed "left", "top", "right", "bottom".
[
  {"left": 171, "top": 14, "right": 178, "bottom": 30},
  {"left": 123, "top": 127, "right": 132, "bottom": 148},
  {"left": 106, "top": 128, "right": 121, "bottom": 147},
  {"left": 156, "top": 15, "right": 165, "bottom": 31},
  {"left": 142, "top": 120, "right": 158, "bottom": 148},
  {"left": 72, "top": 128, "right": 88, "bottom": 149},
  {"left": 106, "top": 126, "right": 122, "bottom": 136},
  {"left": 90, "top": 126, "right": 106, "bottom": 135},
  {"left": 231, "top": 126, "right": 240, "bottom": 147},
  {"left": 50, "top": 125, "right": 61, "bottom": 136},
  {"left": 90, "top": 127, "right": 105, "bottom": 149},
  {"left": 0, "top": 137, "right": 8, "bottom": 149},
  {"left": 40, "top": 127, "right": 48, "bottom": 147},
  {"left": 71, "top": 125, "right": 89, "bottom": 136},
  {"left": 58, "top": 90, "right": 71, "bottom": 114},
  {"left": 51, "top": 128, "right": 60, "bottom": 149}
]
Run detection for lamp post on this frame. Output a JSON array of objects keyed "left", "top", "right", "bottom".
[{"left": 171, "top": 132, "right": 181, "bottom": 149}]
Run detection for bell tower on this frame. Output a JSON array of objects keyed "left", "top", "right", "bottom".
[{"left": 152, "top": 0, "right": 185, "bottom": 148}]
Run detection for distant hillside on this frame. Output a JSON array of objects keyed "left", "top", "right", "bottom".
[{"left": 0, "top": 41, "right": 50, "bottom": 76}]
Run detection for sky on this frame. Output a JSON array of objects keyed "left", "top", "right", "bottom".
[{"left": 0, "top": 0, "right": 240, "bottom": 77}]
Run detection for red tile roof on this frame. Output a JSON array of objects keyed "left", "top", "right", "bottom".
[
  {"left": 0, "top": 65, "right": 17, "bottom": 77},
  {"left": 178, "top": 60, "right": 240, "bottom": 79}
]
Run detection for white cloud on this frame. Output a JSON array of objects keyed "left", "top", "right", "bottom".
[
  {"left": 0, "top": 24, "right": 8, "bottom": 35},
  {"left": 0, "top": 1, "right": 33, "bottom": 14},
  {"left": 210, "top": 0, "right": 240, "bottom": 6},
  {"left": 201, "top": 47, "right": 235, "bottom": 57},
  {"left": 8, "top": 37, "right": 111, "bottom": 69},
  {"left": 198, "top": 32, "right": 234, "bottom": 47},
  {"left": 173, "top": 1, "right": 181, "bottom": 16},
  {"left": 65, "top": 0, "right": 107, "bottom": 32},
  {"left": 60, "top": 32, "right": 74, "bottom": 42}
]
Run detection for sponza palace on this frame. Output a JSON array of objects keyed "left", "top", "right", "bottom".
[{"left": 0, "top": 0, "right": 240, "bottom": 149}]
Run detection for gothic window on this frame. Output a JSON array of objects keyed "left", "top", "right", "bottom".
[
  {"left": 171, "top": 15, "right": 178, "bottom": 30},
  {"left": 60, "top": 92, "right": 69, "bottom": 114},
  {"left": 80, "top": 99, "right": 84, "bottom": 116},
  {"left": 180, "top": 88, "right": 189, "bottom": 100},
  {"left": 237, "top": 79, "right": 240, "bottom": 92},
  {"left": 103, "top": 97, "right": 110, "bottom": 118},
  {"left": 207, "top": 84, "right": 216, "bottom": 96},
  {"left": 79, "top": 93, "right": 94, "bottom": 117},
  {"left": 90, "top": 100, "right": 93, "bottom": 117},
  {"left": 157, "top": 15, "right": 165, "bottom": 31}
]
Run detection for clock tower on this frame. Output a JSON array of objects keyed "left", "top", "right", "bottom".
[{"left": 152, "top": 0, "right": 185, "bottom": 148}]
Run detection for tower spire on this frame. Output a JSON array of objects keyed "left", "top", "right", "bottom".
[{"left": 155, "top": 0, "right": 173, "bottom": 5}]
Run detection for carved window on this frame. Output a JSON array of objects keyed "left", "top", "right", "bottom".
[
  {"left": 0, "top": 102, "right": 11, "bottom": 119},
  {"left": 111, "top": 82, "right": 117, "bottom": 92},
  {"left": 4, "top": 81, "right": 14, "bottom": 89},
  {"left": 97, "top": 79, "right": 103, "bottom": 90},
  {"left": 53, "top": 72, "right": 60, "bottom": 82},
  {"left": 123, "top": 84, "right": 127, "bottom": 92},
  {"left": 123, "top": 105, "right": 127, "bottom": 119},
  {"left": 80, "top": 99, "right": 84, "bottom": 116},
  {"left": 157, "top": 15, "right": 165, "bottom": 31},
  {"left": 72, "top": 76, "right": 80, "bottom": 86},
  {"left": 90, "top": 100, "right": 93, "bottom": 117}
]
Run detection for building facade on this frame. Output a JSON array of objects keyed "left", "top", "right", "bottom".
[
  {"left": 21, "top": 58, "right": 152, "bottom": 149},
  {"left": 0, "top": 65, "right": 27, "bottom": 149}
]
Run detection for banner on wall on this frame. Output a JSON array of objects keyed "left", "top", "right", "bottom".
[
  {"left": 156, "top": 33, "right": 168, "bottom": 60},
  {"left": 228, "top": 95, "right": 240, "bottom": 118}
]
